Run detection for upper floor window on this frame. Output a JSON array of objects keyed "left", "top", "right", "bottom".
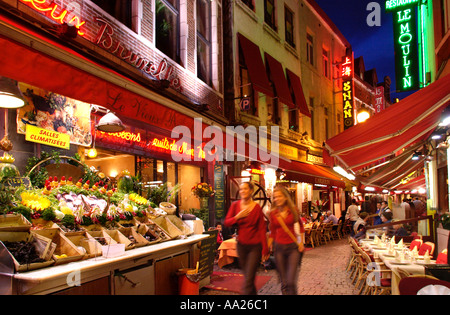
[
  {"left": 156, "top": 0, "right": 180, "bottom": 63},
  {"left": 323, "top": 48, "right": 330, "bottom": 78},
  {"left": 240, "top": 0, "right": 255, "bottom": 11},
  {"left": 306, "top": 33, "right": 314, "bottom": 66},
  {"left": 264, "top": 0, "right": 276, "bottom": 31},
  {"left": 92, "top": 0, "right": 133, "bottom": 30},
  {"left": 197, "top": 0, "right": 212, "bottom": 86},
  {"left": 239, "top": 45, "right": 257, "bottom": 116},
  {"left": 284, "top": 6, "right": 295, "bottom": 47}
]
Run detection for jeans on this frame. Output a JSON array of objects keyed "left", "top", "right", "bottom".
[
  {"left": 237, "top": 242, "right": 262, "bottom": 295},
  {"left": 274, "top": 242, "right": 301, "bottom": 295}
]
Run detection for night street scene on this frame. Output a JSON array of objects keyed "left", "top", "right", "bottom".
[{"left": 0, "top": 0, "right": 448, "bottom": 302}]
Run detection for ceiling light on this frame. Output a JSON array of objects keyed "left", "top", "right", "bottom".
[
  {"left": 411, "top": 152, "right": 420, "bottom": 160},
  {"left": 96, "top": 112, "right": 125, "bottom": 133},
  {"left": 431, "top": 129, "right": 446, "bottom": 140},
  {"left": 0, "top": 77, "right": 26, "bottom": 108},
  {"left": 439, "top": 106, "right": 450, "bottom": 127}
]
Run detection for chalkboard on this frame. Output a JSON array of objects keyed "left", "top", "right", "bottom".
[
  {"left": 198, "top": 230, "right": 218, "bottom": 280},
  {"left": 214, "top": 163, "right": 225, "bottom": 218}
]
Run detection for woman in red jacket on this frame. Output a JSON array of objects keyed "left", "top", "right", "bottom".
[
  {"left": 224, "top": 181, "right": 268, "bottom": 295},
  {"left": 268, "top": 186, "right": 305, "bottom": 295}
]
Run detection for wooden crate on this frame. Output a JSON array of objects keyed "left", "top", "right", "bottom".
[
  {"left": 0, "top": 231, "right": 54, "bottom": 272},
  {"left": 0, "top": 214, "right": 32, "bottom": 232},
  {"left": 86, "top": 230, "right": 118, "bottom": 246},
  {"left": 32, "top": 228, "right": 84, "bottom": 265},
  {"left": 66, "top": 232, "right": 103, "bottom": 259},
  {"left": 118, "top": 227, "right": 149, "bottom": 248},
  {"left": 135, "top": 223, "right": 161, "bottom": 245},
  {"left": 103, "top": 230, "right": 133, "bottom": 250}
]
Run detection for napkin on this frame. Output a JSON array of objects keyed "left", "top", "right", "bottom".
[
  {"left": 374, "top": 235, "right": 380, "bottom": 245},
  {"left": 397, "top": 239, "right": 403, "bottom": 248},
  {"left": 390, "top": 237, "right": 396, "bottom": 246},
  {"left": 423, "top": 250, "right": 430, "bottom": 263},
  {"left": 412, "top": 247, "right": 418, "bottom": 258},
  {"left": 381, "top": 233, "right": 386, "bottom": 242}
]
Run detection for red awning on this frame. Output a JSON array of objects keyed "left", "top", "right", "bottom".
[
  {"left": 265, "top": 53, "right": 295, "bottom": 108},
  {"left": 278, "top": 159, "right": 346, "bottom": 188},
  {"left": 286, "top": 69, "right": 311, "bottom": 117},
  {"left": 237, "top": 33, "right": 274, "bottom": 97},
  {"left": 395, "top": 174, "right": 426, "bottom": 191},
  {"left": 324, "top": 75, "right": 450, "bottom": 172}
]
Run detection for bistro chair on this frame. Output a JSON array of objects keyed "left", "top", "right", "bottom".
[
  {"left": 436, "top": 249, "right": 448, "bottom": 264},
  {"left": 418, "top": 241, "right": 435, "bottom": 256},
  {"left": 409, "top": 239, "right": 423, "bottom": 251},
  {"left": 398, "top": 275, "right": 450, "bottom": 295},
  {"left": 335, "top": 219, "right": 344, "bottom": 239},
  {"left": 323, "top": 222, "right": 334, "bottom": 242},
  {"left": 305, "top": 224, "right": 317, "bottom": 248}
]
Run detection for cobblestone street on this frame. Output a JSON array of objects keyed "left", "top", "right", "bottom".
[{"left": 200, "top": 238, "right": 359, "bottom": 295}]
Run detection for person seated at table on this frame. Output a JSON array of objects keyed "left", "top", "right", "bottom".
[
  {"left": 353, "top": 212, "right": 369, "bottom": 240},
  {"left": 300, "top": 212, "right": 310, "bottom": 224},
  {"left": 323, "top": 210, "right": 338, "bottom": 225},
  {"left": 380, "top": 211, "right": 394, "bottom": 235},
  {"left": 373, "top": 202, "right": 383, "bottom": 225},
  {"left": 390, "top": 219, "right": 408, "bottom": 237}
]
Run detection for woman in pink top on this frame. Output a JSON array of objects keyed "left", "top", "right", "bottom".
[
  {"left": 268, "top": 186, "right": 305, "bottom": 295},
  {"left": 224, "top": 181, "right": 268, "bottom": 295}
]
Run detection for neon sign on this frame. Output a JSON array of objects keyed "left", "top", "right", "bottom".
[
  {"left": 341, "top": 54, "right": 354, "bottom": 129},
  {"left": 385, "top": 0, "right": 420, "bottom": 12},
  {"left": 151, "top": 137, "right": 206, "bottom": 160},
  {"left": 20, "top": 0, "right": 86, "bottom": 36},
  {"left": 387, "top": 4, "right": 420, "bottom": 91}
]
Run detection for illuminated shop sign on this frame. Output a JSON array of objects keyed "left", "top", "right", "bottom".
[
  {"left": 387, "top": 4, "right": 420, "bottom": 91},
  {"left": 20, "top": 0, "right": 86, "bottom": 36},
  {"left": 250, "top": 169, "right": 265, "bottom": 175},
  {"left": 385, "top": 0, "right": 420, "bottom": 12},
  {"left": 341, "top": 55, "right": 354, "bottom": 130},
  {"left": 94, "top": 128, "right": 206, "bottom": 160}
]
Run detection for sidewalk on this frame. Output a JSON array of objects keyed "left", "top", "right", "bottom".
[{"left": 200, "top": 238, "right": 359, "bottom": 295}]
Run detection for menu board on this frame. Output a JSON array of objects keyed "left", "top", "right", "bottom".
[
  {"left": 214, "top": 163, "right": 225, "bottom": 218},
  {"left": 198, "top": 230, "right": 218, "bottom": 280}
]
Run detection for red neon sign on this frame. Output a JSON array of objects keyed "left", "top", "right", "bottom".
[
  {"left": 341, "top": 57, "right": 352, "bottom": 78},
  {"left": 20, "top": 0, "right": 86, "bottom": 36}
]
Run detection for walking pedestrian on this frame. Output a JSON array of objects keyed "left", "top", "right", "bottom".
[
  {"left": 268, "top": 186, "right": 305, "bottom": 295},
  {"left": 224, "top": 181, "right": 268, "bottom": 295},
  {"left": 345, "top": 199, "right": 359, "bottom": 235}
]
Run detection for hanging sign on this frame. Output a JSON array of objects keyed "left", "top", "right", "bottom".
[
  {"left": 25, "top": 124, "right": 70, "bottom": 149},
  {"left": 387, "top": 3, "right": 420, "bottom": 91},
  {"left": 341, "top": 54, "right": 354, "bottom": 129}
]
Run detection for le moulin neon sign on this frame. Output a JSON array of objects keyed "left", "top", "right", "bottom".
[
  {"left": 20, "top": 0, "right": 86, "bottom": 36},
  {"left": 341, "top": 55, "right": 354, "bottom": 130},
  {"left": 386, "top": 1, "right": 420, "bottom": 91},
  {"left": 95, "top": 130, "right": 206, "bottom": 160}
]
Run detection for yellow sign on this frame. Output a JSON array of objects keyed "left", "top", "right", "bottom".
[{"left": 25, "top": 124, "right": 70, "bottom": 149}]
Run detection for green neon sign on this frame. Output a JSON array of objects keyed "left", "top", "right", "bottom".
[
  {"left": 385, "top": 0, "right": 420, "bottom": 12},
  {"left": 392, "top": 7, "right": 420, "bottom": 91}
]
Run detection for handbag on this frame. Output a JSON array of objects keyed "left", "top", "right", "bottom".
[{"left": 275, "top": 214, "right": 305, "bottom": 253}]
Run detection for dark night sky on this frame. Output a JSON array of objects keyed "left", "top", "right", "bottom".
[{"left": 314, "top": 0, "right": 417, "bottom": 101}]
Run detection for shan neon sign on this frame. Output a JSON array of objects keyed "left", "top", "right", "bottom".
[
  {"left": 20, "top": 0, "right": 86, "bottom": 36},
  {"left": 341, "top": 55, "right": 354, "bottom": 130}
]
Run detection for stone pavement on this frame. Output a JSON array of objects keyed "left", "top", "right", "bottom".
[{"left": 200, "top": 238, "right": 359, "bottom": 295}]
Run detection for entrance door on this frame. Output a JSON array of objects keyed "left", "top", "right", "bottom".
[{"left": 226, "top": 176, "right": 271, "bottom": 215}]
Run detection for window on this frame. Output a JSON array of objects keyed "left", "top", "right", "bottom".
[
  {"left": 267, "top": 96, "right": 279, "bottom": 124},
  {"left": 284, "top": 6, "right": 295, "bottom": 47},
  {"left": 322, "top": 48, "right": 330, "bottom": 78},
  {"left": 197, "top": 0, "right": 212, "bottom": 86},
  {"left": 289, "top": 110, "right": 298, "bottom": 132},
  {"left": 239, "top": 45, "right": 257, "bottom": 116},
  {"left": 306, "top": 33, "right": 314, "bottom": 66},
  {"left": 92, "top": 0, "right": 133, "bottom": 29},
  {"left": 241, "top": 0, "right": 255, "bottom": 11},
  {"left": 324, "top": 107, "right": 329, "bottom": 139},
  {"left": 309, "top": 97, "right": 314, "bottom": 139},
  {"left": 155, "top": 0, "right": 180, "bottom": 63},
  {"left": 264, "top": 0, "right": 276, "bottom": 30}
]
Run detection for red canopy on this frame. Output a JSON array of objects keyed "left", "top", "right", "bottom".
[{"left": 324, "top": 75, "right": 450, "bottom": 172}]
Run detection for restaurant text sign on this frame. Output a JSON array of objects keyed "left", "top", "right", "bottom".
[
  {"left": 341, "top": 54, "right": 354, "bottom": 129},
  {"left": 25, "top": 124, "right": 70, "bottom": 149}
]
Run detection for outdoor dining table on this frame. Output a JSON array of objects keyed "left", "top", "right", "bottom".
[
  {"left": 359, "top": 238, "right": 438, "bottom": 295},
  {"left": 217, "top": 238, "right": 238, "bottom": 269}
]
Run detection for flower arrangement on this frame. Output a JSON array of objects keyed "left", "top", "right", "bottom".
[{"left": 191, "top": 182, "right": 215, "bottom": 198}]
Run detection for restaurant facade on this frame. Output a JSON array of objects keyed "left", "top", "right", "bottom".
[{"left": 0, "top": 0, "right": 228, "bottom": 217}]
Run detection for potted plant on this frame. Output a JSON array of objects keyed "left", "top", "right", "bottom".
[{"left": 435, "top": 212, "right": 450, "bottom": 254}]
